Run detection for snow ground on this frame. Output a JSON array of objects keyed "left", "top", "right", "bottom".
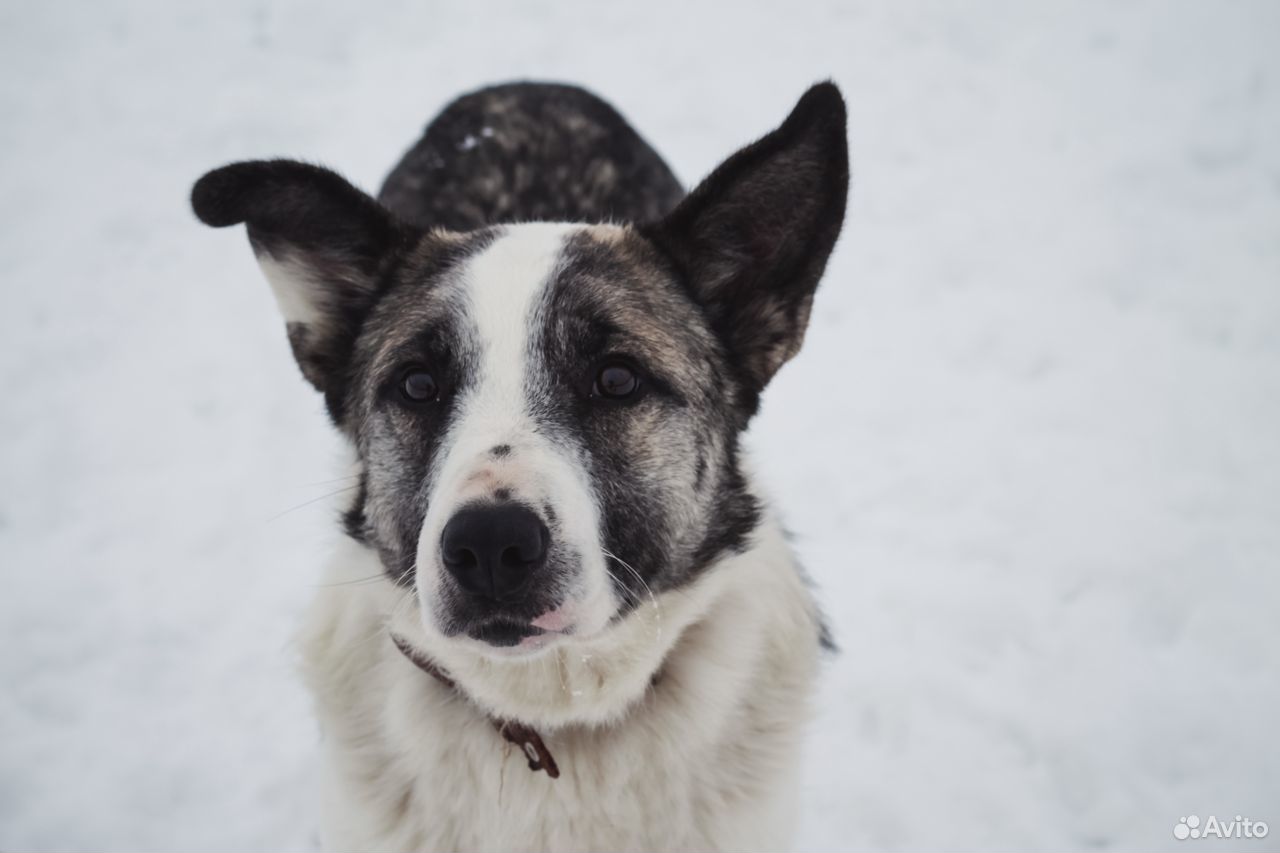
[{"left": 2, "top": 1, "right": 1278, "bottom": 850}]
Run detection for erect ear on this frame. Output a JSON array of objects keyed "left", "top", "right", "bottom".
[
  {"left": 191, "top": 159, "right": 415, "bottom": 414},
  {"left": 643, "top": 82, "right": 848, "bottom": 406}
]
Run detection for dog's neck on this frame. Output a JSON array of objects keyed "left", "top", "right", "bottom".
[{"left": 390, "top": 633, "right": 562, "bottom": 777}]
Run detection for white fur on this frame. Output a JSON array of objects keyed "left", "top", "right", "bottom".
[{"left": 298, "top": 499, "right": 822, "bottom": 852}]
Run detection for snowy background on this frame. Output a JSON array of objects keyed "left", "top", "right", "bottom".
[{"left": 2, "top": 1, "right": 1278, "bottom": 850}]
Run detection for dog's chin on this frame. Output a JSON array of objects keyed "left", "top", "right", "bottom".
[
  {"left": 431, "top": 590, "right": 619, "bottom": 659},
  {"left": 451, "top": 610, "right": 616, "bottom": 659},
  {"left": 442, "top": 617, "right": 565, "bottom": 659},
  {"left": 467, "top": 619, "right": 543, "bottom": 648}
]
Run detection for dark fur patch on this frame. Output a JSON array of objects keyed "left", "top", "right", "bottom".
[
  {"left": 341, "top": 228, "right": 499, "bottom": 582},
  {"left": 819, "top": 620, "right": 838, "bottom": 654},
  {"left": 642, "top": 82, "right": 849, "bottom": 408},
  {"left": 191, "top": 159, "right": 420, "bottom": 424},
  {"left": 342, "top": 470, "right": 370, "bottom": 544},
  {"left": 528, "top": 229, "right": 760, "bottom": 608},
  {"left": 378, "top": 83, "right": 685, "bottom": 230}
]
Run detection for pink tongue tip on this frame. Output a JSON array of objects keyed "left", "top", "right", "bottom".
[{"left": 531, "top": 604, "right": 572, "bottom": 632}]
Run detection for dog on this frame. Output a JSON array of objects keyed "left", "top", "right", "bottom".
[{"left": 191, "top": 80, "right": 848, "bottom": 852}]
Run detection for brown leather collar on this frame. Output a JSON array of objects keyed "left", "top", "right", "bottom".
[{"left": 390, "top": 634, "right": 560, "bottom": 779}]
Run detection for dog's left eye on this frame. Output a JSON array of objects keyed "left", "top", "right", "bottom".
[
  {"left": 399, "top": 368, "right": 439, "bottom": 403},
  {"left": 592, "top": 362, "right": 640, "bottom": 399}
]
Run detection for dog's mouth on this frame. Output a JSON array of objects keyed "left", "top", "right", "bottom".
[{"left": 465, "top": 618, "right": 547, "bottom": 648}]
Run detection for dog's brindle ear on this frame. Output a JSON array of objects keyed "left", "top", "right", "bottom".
[
  {"left": 644, "top": 82, "right": 848, "bottom": 410},
  {"left": 191, "top": 159, "right": 414, "bottom": 419}
]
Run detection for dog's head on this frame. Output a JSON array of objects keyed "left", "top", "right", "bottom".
[{"left": 192, "top": 84, "right": 847, "bottom": 657}]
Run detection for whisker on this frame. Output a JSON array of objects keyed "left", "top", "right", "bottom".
[
  {"left": 602, "top": 566, "right": 645, "bottom": 610},
  {"left": 296, "top": 473, "right": 363, "bottom": 488},
  {"left": 391, "top": 563, "right": 419, "bottom": 592},
  {"left": 266, "top": 484, "right": 361, "bottom": 522},
  {"left": 315, "top": 573, "right": 387, "bottom": 588},
  {"left": 601, "top": 548, "right": 663, "bottom": 644},
  {"left": 602, "top": 549, "right": 657, "bottom": 606}
]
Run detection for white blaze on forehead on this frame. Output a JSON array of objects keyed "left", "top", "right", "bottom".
[{"left": 459, "top": 223, "right": 580, "bottom": 404}]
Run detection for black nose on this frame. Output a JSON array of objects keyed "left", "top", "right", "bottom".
[{"left": 440, "top": 504, "right": 549, "bottom": 601}]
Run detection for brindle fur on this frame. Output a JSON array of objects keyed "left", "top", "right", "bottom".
[{"left": 378, "top": 83, "right": 685, "bottom": 229}]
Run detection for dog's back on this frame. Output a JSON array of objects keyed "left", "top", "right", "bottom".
[{"left": 378, "top": 83, "right": 685, "bottom": 229}]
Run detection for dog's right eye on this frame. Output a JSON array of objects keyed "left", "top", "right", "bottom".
[
  {"left": 399, "top": 368, "right": 439, "bottom": 403},
  {"left": 590, "top": 360, "right": 642, "bottom": 402}
]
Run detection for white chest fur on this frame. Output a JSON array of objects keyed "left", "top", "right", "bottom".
[{"left": 297, "top": 513, "right": 822, "bottom": 853}]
